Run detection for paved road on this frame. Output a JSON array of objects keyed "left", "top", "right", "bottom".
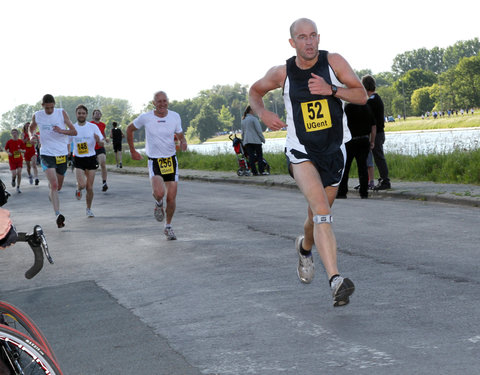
[{"left": 1, "top": 165, "right": 479, "bottom": 374}]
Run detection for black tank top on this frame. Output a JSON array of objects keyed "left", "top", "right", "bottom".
[
  {"left": 112, "top": 128, "right": 122, "bottom": 143},
  {"left": 285, "top": 50, "right": 345, "bottom": 156}
]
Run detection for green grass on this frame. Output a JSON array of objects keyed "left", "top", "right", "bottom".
[
  {"left": 106, "top": 147, "right": 480, "bottom": 185},
  {"left": 384, "top": 114, "right": 480, "bottom": 132}
]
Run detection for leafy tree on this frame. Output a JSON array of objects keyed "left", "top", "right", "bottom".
[
  {"left": 393, "top": 69, "right": 437, "bottom": 116},
  {"left": 0, "top": 104, "right": 38, "bottom": 130},
  {"left": 411, "top": 86, "right": 435, "bottom": 115},
  {"left": 451, "top": 56, "right": 480, "bottom": 108},
  {"left": 376, "top": 86, "right": 397, "bottom": 117},
  {"left": 0, "top": 129, "right": 13, "bottom": 148},
  {"left": 391, "top": 39, "right": 479, "bottom": 76},
  {"left": 373, "top": 72, "right": 396, "bottom": 87},
  {"left": 395, "top": 69, "right": 438, "bottom": 98},
  {"left": 443, "top": 38, "right": 480, "bottom": 70},
  {"left": 218, "top": 105, "right": 235, "bottom": 131},
  {"left": 355, "top": 69, "right": 372, "bottom": 80},
  {"left": 439, "top": 55, "right": 480, "bottom": 110},
  {"left": 170, "top": 98, "right": 201, "bottom": 133},
  {"left": 190, "top": 103, "right": 223, "bottom": 142}
]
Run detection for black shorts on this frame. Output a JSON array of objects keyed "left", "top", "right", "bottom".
[
  {"left": 286, "top": 147, "right": 345, "bottom": 188},
  {"left": 40, "top": 154, "right": 68, "bottom": 176},
  {"left": 148, "top": 155, "right": 178, "bottom": 182},
  {"left": 113, "top": 142, "right": 122, "bottom": 152},
  {"left": 73, "top": 155, "right": 99, "bottom": 171},
  {"left": 95, "top": 147, "right": 106, "bottom": 156}
]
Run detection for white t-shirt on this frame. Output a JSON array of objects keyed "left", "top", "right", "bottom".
[
  {"left": 71, "top": 122, "right": 104, "bottom": 157},
  {"left": 133, "top": 110, "right": 183, "bottom": 158},
  {"left": 34, "top": 108, "right": 69, "bottom": 156}
]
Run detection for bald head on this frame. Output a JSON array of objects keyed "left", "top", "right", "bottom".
[{"left": 290, "top": 18, "right": 317, "bottom": 39}]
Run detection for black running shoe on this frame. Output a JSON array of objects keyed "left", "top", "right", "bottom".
[
  {"left": 373, "top": 179, "right": 391, "bottom": 191},
  {"left": 102, "top": 183, "right": 108, "bottom": 192},
  {"left": 332, "top": 277, "right": 355, "bottom": 307},
  {"left": 56, "top": 214, "right": 65, "bottom": 228}
]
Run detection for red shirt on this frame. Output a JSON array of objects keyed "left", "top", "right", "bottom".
[
  {"left": 91, "top": 121, "right": 106, "bottom": 150},
  {"left": 22, "top": 131, "right": 36, "bottom": 149},
  {"left": 5, "top": 139, "right": 26, "bottom": 161}
]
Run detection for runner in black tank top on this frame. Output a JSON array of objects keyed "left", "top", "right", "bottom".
[{"left": 249, "top": 18, "right": 368, "bottom": 307}]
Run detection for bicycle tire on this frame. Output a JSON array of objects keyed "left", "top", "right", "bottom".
[
  {"left": 0, "top": 325, "right": 63, "bottom": 375},
  {"left": 0, "top": 302, "right": 57, "bottom": 363}
]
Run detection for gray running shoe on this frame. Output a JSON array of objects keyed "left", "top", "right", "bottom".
[
  {"left": 29, "top": 175, "right": 33, "bottom": 185},
  {"left": 295, "top": 235, "right": 314, "bottom": 284},
  {"left": 86, "top": 208, "right": 95, "bottom": 218},
  {"left": 164, "top": 226, "right": 177, "bottom": 240},
  {"left": 154, "top": 201, "right": 164, "bottom": 222},
  {"left": 331, "top": 276, "right": 355, "bottom": 307}
]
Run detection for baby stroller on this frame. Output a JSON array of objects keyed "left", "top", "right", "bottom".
[{"left": 229, "top": 133, "right": 270, "bottom": 176}]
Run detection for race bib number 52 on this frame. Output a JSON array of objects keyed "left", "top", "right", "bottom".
[{"left": 301, "top": 99, "right": 332, "bottom": 132}]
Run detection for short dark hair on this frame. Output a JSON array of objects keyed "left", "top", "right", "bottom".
[
  {"left": 42, "top": 94, "right": 55, "bottom": 104},
  {"left": 112, "top": 121, "right": 118, "bottom": 127},
  {"left": 362, "top": 75, "right": 376, "bottom": 92},
  {"left": 92, "top": 109, "right": 102, "bottom": 116},
  {"left": 75, "top": 104, "right": 88, "bottom": 113}
]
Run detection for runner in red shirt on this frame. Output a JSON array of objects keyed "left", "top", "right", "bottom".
[
  {"left": 91, "top": 109, "right": 109, "bottom": 192},
  {"left": 22, "top": 122, "right": 40, "bottom": 186},
  {"left": 5, "top": 129, "right": 26, "bottom": 193}
]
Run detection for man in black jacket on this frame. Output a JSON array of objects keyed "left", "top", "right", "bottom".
[{"left": 362, "top": 75, "right": 391, "bottom": 190}]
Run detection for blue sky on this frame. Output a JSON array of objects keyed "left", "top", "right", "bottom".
[{"left": 1, "top": 0, "right": 478, "bottom": 118}]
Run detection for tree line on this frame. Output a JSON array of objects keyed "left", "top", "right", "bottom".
[{"left": 1, "top": 37, "right": 478, "bottom": 144}]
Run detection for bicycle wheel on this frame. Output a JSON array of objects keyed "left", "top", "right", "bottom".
[
  {"left": 0, "top": 302, "right": 57, "bottom": 363},
  {"left": 0, "top": 325, "right": 63, "bottom": 375}
]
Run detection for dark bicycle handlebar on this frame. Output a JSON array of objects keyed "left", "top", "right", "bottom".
[{"left": 15, "top": 225, "right": 53, "bottom": 279}]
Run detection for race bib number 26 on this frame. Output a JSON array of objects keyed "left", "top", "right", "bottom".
[{"left": 301, "top": 99, "right": 332, "bottom": 132}]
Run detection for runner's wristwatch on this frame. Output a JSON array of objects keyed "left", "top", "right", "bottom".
[{"left": 331, "top": 84, "right": 338, "bottom": 96}]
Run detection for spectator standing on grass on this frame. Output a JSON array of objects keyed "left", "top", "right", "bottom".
[
  {"left": 362, "top": 75, "right": 391, "bottom": 191},
  {"left": 110, "top": 121, "right": 124, "bottom": 168},
  {"left": 241, "top": 105, "right": 267, "bottom": 176},
  {"left": 337, "top": 103, "right": 376, "bottom": 199}
]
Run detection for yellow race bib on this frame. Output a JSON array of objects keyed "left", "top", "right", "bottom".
[
  {"left": 56, "top": 156, "right": 67, "bottom": 164},
  {"left": 157, "top": 157, "right": 174, "bottom": 175},
  {"left": 13, "top": 150, "right": 21, "bottom": 158},
  {"left": 301, "top": 99, "right": 332, "bottom": 132},
  {"left": 77, "top": 142, "right": 89, "bottom": 155}
]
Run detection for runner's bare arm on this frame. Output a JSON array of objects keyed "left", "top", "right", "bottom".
[
  {"left": 29, "top": 115, "right": 38, "bottom": 137},
  {"left": 126, "top": 123, "right": 142, "bottom": 160},
  {"left": 308, "top": 53, "right": 367, "bottom": 104},
  {"left": 249, "top": 65, "right": 288, "bottom": 131},
  {"left": 176, "top": 132, "right": 188, "bottom": 151}
]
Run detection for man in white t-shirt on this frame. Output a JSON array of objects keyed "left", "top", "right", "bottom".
[
  {"left": 29, "top": 94, "right": 78, "bottom": 228},
  {"left": 71, "top": 105, "right": 105, "bottom": 218},
  {"left": 127, "top": 91, "right": 187, "bottom": 240}
]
